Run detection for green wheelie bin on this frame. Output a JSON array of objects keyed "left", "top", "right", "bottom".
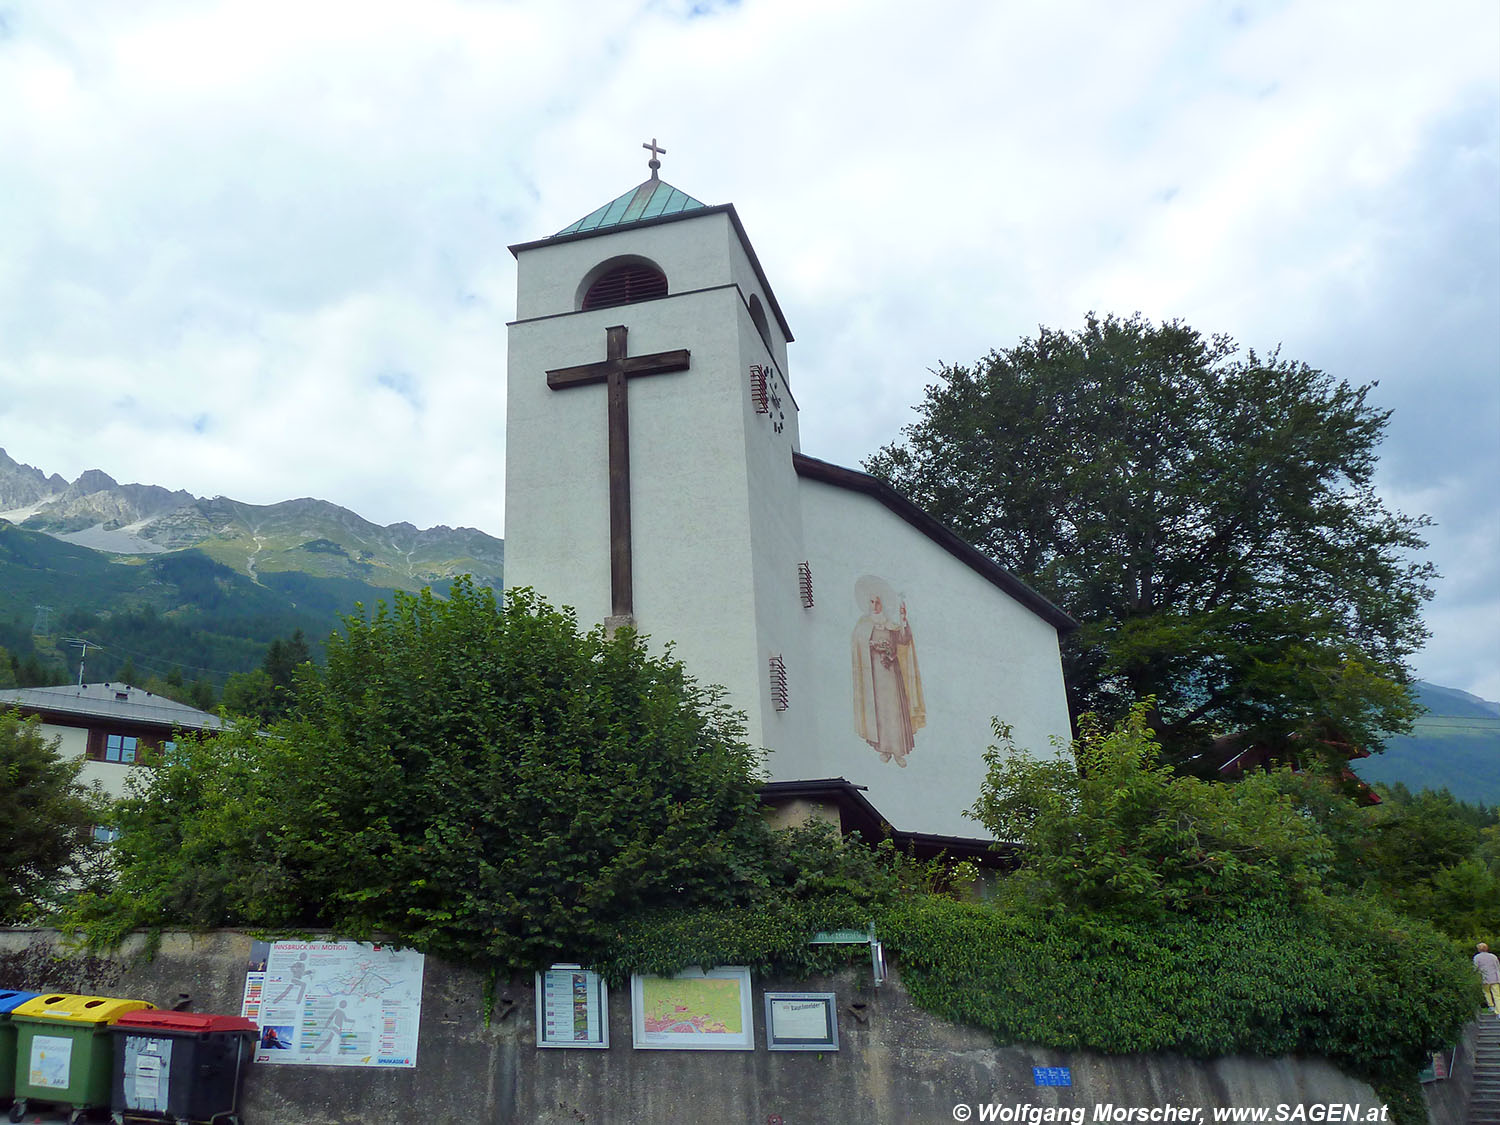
[
  {"left": 10, "top": 993, "right": 155, "bottom": 1125},
  {"left": 0, "top": 991, "right": 41, "bottom": 1108}
]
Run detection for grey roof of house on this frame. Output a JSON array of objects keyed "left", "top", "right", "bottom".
[{"left": 0, "top": 683, "right": 223, "bottom": 731}]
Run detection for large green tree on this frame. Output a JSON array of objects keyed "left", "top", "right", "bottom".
[
  {"left": 70, "top": 581, "right": 777, "bottom": 971},
  {"left": 0, "top": 710, "right": 106, "bottom": 921},
  {"left": 866, "top": 313, "right": 1432, "bottom": 765}
]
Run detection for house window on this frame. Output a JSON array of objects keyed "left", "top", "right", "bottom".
[
  {"left": 104, "top": 733, "right": 138, "bottom": 764},
  {"left": 92, "top": 826, "right": 120, "bottom": 844}
]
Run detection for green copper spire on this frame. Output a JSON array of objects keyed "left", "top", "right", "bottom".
[
  {"left": 554, "top": 178, "right": 707, "bottom": 237},
  {"left": 554, "top": 137, "right": 707, "bottom": 237}
]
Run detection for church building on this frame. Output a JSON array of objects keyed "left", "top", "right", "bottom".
[{"left": 504, "top": 146, "right": 1075, "bottom": 847}]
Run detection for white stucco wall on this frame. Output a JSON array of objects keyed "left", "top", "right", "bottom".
[
  {"left": 789, "top": 479, "right": 1072, "bottom": 837},
  {"left": 505, "top": 211, "right": 799, "bottom": 751},
  {"left": 39, "top": 721, "right": 138, "bottom": 800}
]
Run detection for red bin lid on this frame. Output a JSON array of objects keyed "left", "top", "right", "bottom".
[{"left": 111, "top": 1010, "right": 260, "bottom": 1035}]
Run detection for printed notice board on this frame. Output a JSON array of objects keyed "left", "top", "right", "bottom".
[
  {"left": 535, "top": 964, "right": 609, "bottom": 1048},
  {"left": 241, "top": 939, "right": 424, "bottom": 1068}
]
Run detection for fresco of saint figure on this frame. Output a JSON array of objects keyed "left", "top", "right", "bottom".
[{"left": 851, "top": 575, "right": 926, "bottom": 766}]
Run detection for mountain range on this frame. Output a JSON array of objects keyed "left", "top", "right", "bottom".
[
  {"left": 0, "top": 447, "right": 503, "bottom": 591},
  {"left": 0, "top": 448, "right": 502, "bottom": 690}
]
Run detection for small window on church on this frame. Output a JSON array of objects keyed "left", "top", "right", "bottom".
[
  {"left": 748, "top": 294, "right": 771, "bottom": 345},
  {"left": 582, "top": 264, "right": 667, "bottom": 311},
  {"left": 798, "top": 562, "right": 814, "bottom": 609},
  {"left": 769, "top": 654, "right": 789, "bottom": 712}
]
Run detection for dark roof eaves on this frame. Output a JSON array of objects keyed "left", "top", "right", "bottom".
[
  {"left": 508, "top": 202, "right": 794, "bottom": 343},
  {"left": 508, "top": 203, "right": 731, "bottom": 256},
  {"left": 792, "top": 453, "right": 1079, "bottom": 633},
  {"left": 757, "top": 778, "right": 1015, "bottom": 866}
]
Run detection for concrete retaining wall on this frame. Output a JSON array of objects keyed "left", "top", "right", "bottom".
[{"left": 0, "top": 928, "right": 1448, "bottom": 1124}]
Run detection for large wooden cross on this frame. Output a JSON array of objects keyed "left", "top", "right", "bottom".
[{"left": 546, "top": 324, "right": 690, "bottom": 625}]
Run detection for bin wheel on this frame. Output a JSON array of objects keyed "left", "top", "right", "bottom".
[
  {"left": 7, "top": 1100, "right": 25, "bottom": 1124},
  {"left": 68, "top": 1108, "right": 88, "bottom": 1125}
]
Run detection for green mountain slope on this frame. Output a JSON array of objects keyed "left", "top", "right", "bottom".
[
  {"left": 1352, "top": 681, "right": 1500, "bottom": 806},
  {"left": 0, "top": 519, "right": 468, "bottom": 690}
]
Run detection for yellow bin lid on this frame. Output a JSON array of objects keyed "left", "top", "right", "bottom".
[{"left": 13, "top": 993, "right": 156, "bottom": 1025}]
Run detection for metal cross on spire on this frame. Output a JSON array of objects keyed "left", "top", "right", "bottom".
[{"left": 642, "top": 137, "right": 666, "bottom": 179}]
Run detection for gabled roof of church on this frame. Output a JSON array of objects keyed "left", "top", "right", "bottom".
[
  {"left": 792, "top": 454, "right": 1079, "bottom": 633},
  {"left": 554, "top": 177, "right": 707, "bottom": 237}
]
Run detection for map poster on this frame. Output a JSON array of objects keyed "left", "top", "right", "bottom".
[
  {"left": 630, "top": 966, "right": 754, "bottom": 1051},
  {"left": 535, "top": 964, "right": 609, "bottom": 1049},
  {"left": 240, "top": 939, "right": 425, "bottom": 1068}
]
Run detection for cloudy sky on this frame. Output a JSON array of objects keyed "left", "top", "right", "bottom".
[{"left": 1, "top": 1, "right": 1496, "bottom": 698}]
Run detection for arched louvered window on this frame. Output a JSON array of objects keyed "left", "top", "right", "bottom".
[
  {"left": 581, "top": 263, "right": 668, "bottom": 311},
  {"left": 748, "top": 294, "right": 771, "bottom": 343}
]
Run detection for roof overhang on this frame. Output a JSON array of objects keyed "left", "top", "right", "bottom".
[{"left": 758, "top": 778, "right": 1019, "bottom": 868}]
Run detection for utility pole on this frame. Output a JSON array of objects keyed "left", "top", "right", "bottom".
[{"left": 64, "top": 638, "right": 95, "bottom": 687}]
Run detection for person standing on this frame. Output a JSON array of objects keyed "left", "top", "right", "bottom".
[{"left": 1475, "top": 942, "right": 1500, "bottom": 1016}]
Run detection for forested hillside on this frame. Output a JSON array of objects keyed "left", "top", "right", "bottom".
[
  {"left": 1354, "top": 680, "right": 1500, "bottom": 806},
  {"left": 0, "top": 520, "right": 476, "bottom": 695}
]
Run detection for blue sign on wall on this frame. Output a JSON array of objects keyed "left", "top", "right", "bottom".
[{"left": 1033, "top": 1066, "right": 1072, "bottom": 1087}]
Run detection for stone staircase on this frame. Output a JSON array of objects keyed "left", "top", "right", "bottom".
[{"left": 1472, "top": 1011, "right": 1500, "bottom": 1124}]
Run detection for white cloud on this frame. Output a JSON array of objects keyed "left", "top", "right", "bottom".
[{"left": 0, "top": 0, "right": 1495, "bottom": 696}]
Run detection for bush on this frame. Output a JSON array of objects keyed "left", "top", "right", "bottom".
[
  {"left": 880, "top": 893, "right": 1477, "bottom": 1089},
  {"left": 969, "top": 704, "right": 1332, "bottom": 917},
  {"left": 67, "top": 583, "right": 778, "bottom": 972}
]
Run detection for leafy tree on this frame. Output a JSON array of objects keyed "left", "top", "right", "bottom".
[
  {"left": 187, "top": 678, "right": 216, "bottom": 711},
  {"left": 261, "top": 629, "right": 310, "bottom": 720},
  {"left": 69, "top": 581, "right": 779, "bottom": 972},
  {"left": 219, "top": 630, "right": 311, "bottom": 722},
  {"left": 866, "top": 313, "right": 1432, "bottom": 765},
  {"left": 219, "top": 668, "right": 273, "bottom": 720},
  {"left": 0, "top": 710, "right": 107, "bottom": 921},
  {"left": 1356, "top": 786, "right": 1500, "bottom": 938},
  {"left": 968, "top": 703, "right": 1332, "bottom": 917}
]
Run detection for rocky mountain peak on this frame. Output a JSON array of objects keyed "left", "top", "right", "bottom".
[{"left": 0, "top": 447, "right": 69, "bottom": 508}]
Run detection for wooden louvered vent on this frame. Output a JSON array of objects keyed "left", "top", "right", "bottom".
[{"left": 582, "top": 265, "right": 668, "bottom": 311}]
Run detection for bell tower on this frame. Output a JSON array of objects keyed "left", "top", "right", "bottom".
[{"left": 504, "top": 145, "right": 808, "bottom": 754}]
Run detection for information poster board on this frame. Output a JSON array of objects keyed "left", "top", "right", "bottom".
[
  {"left": 764, "top": 992, "right": 838, "bottom": 1051},
  {"left": 630, "top": 966, "right": 754, "bottom": 1051},
  {"left": 240, "top": 939, "right": 424, "bottom": 1068},
  {"left": 535, "top": 964, "right": 609, "bottom": 1048}
]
